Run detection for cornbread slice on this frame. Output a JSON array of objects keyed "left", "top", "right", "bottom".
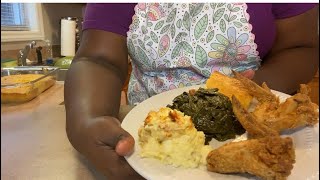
[{"left": 206, "top": 71, "right": 253, "bottom": 109}]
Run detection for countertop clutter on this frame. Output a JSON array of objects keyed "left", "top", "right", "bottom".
[{"left": 1, "top": 82, "right": 133, "bottom": 179}]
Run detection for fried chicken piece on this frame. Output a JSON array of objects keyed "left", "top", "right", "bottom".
[
  {"left": 207, "top": 136, "right": 295, "bottom": 180},
  {"left": 298, "top": 84, "right": 311, "bottom": 95},
  {"left": 232, "top": 96, "right": 279, "bottom": 138},
  {"left": 232, "top": 70, "right": 279, "bottom": 104},
  {"left": 232, "top": 71, "right": 319, "bottom": 132},
  {"left": 257, "top": 90, "right": 319, "bottom": 132}
]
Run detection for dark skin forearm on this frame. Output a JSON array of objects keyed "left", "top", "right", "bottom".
[
  {"left": 64, "top": 30, "right": 144, "bottom": 180},
  {"left": 253, "top": 46, "right": 318, "bottom": 94},
  {"left": 65, "top": 30, "right": 129, "bottom": 134},
  {"left": 65, "top": 59, "right": 125, "bottom": 128},
  {"left": 64, "top": 29, "right": 144, "bottom": 179},
  {"left": 253, "top": 5, "right": 319, "bottom": 94}
]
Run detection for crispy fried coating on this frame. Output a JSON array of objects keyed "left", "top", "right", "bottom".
[
  {"left": 232, "top": 71, "right": 319, "bottom": 133},
  {"left": 207, "top": 136, "right": 295, "bottom": 180},
  {"left": 232, "top": 95, "right": 279, "bottom": 138},
  {"left": 232, "top": 70, "right": 279, "bottom": 104}
]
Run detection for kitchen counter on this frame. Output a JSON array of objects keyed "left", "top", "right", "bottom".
[{"left": 1, "top": 82, "right": 133, "bottom": 179}]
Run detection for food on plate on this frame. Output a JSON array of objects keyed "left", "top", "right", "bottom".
[
  {"left": 138, "top": 107, "right": 212, "bottom": 168},
  {"left": 206, "top": 136, "right": 295, "bottom": 180},
  {"left": 132, "top": 70, "right": 318, "bottom": 179},
  {"left": 232, "top": 70, "right": 279, "bottom": 104},
  {"left": 231, "top": 71, "right": 319, "bottom": 136},
  {"left": 204, "top": 71, "right": 316, "bottom": 179},
  {"left": 1, "top": 74, "right": 55, "bottom": 103},
  {"left": 232, "top": 95, "right": 279, "bottom": 138},
  {"left": 206, "top": 71, "right": 253, "bottom": 109},
  {"left": 167, "top": 88, "right": 245, "bottom": 143}
]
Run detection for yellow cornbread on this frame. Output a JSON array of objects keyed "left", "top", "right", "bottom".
[
  {"left": 138, "top": 107, "right": 212, "bottom": 168},
  {"left": 206, "top": 71, "right": 253, "bottom": 109},
  {"left": 1, "top": 74, "right": 55, "bottom": 103}
]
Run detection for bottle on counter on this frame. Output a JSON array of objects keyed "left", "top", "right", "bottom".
[
  {"left": 45, "top": 39, "right": 54, "bottom": 66},
  {"left": 36, "top": 46, "right": 43, "bottom": 65}
]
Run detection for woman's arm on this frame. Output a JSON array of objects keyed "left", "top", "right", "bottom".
[
  {"left": 253, "top": 6, "right": 319, "bottom": 94},
  {"left": 64, "top": 30, "right": 143, "bottom": 179},
  {"left": 65, "top": 30, "right": 128, "bottom": 127}
]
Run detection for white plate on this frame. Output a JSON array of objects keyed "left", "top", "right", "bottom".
[{"left": 122, "top": 85, "right": 319, "bottom": 180}]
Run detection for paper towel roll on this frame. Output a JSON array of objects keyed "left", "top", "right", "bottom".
[{"left": 61, "top": 19, "right": 76, "bottom": 56}]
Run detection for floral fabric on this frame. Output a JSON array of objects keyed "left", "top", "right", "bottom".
[{"left": 127, "top": 3, "right": 261, "bottom": 105}]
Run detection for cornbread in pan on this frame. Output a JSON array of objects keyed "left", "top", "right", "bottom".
[{"left": 1, "top": 74, "right": 55, "bottom": 103}]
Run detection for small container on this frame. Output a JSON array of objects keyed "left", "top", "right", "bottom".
[
  {"left": 46, "top": 59, "right": 54, "bottom": 66},
  {"left": 1, "top": 66, "right": 59, "bottom": 104},
  {"left": 36, "top": 46, "right": 43, "bottom": 65},
  {"left": 45, "top": 39, "right": 53, "bottom": 63}
]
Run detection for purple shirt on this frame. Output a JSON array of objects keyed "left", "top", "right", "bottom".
[{"left": 83, "top": 3, "right": 316, "bottom": 59}]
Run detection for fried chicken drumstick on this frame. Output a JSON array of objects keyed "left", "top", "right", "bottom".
[{"left": 207, "top": 136, "right": 295, "bottom": 180}]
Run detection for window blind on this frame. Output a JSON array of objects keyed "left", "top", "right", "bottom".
[{"left": 1, "top": 3, "right": 29, "bottom": 31}]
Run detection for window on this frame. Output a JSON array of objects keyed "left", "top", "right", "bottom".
[
  {"left": 1, "top": 3, "right": 29, "bottom": 31},
  {"left": 1, "top": 3, "right": 44, "bottom": 42}
]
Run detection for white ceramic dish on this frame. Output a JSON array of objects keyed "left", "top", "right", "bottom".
[{"left": 122, "top": 85, "right": 319, "bottom": 180}]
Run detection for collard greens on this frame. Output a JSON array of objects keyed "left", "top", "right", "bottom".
[{"left": 167, "top": 88, "right": 245, "bottom": 143}]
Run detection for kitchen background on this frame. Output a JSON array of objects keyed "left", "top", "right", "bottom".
[
  {"left": 1, "top": 3, "right": 85, "bottom": 60},
  {"left": 1, "top": 3, "right": 130, "bottom": 104},
  {"left": 0, "top": 3, "right": 318, "bottom": 105}
]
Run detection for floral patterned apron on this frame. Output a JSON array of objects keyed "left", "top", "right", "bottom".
[{"left": 127, "top": 3, "right": 261, "bottom": 105}]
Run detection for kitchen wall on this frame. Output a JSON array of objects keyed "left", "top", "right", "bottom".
[{"left": 1, "top": 3, "right": 85, "bottom": 60}]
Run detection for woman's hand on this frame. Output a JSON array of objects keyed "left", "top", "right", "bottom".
[{"left": 66, "top": 116, "right": 145, "bottom": 180}]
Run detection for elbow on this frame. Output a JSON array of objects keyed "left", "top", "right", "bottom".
[{"left": 70, "top": 55, "right": 128, "bottom": 85}]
